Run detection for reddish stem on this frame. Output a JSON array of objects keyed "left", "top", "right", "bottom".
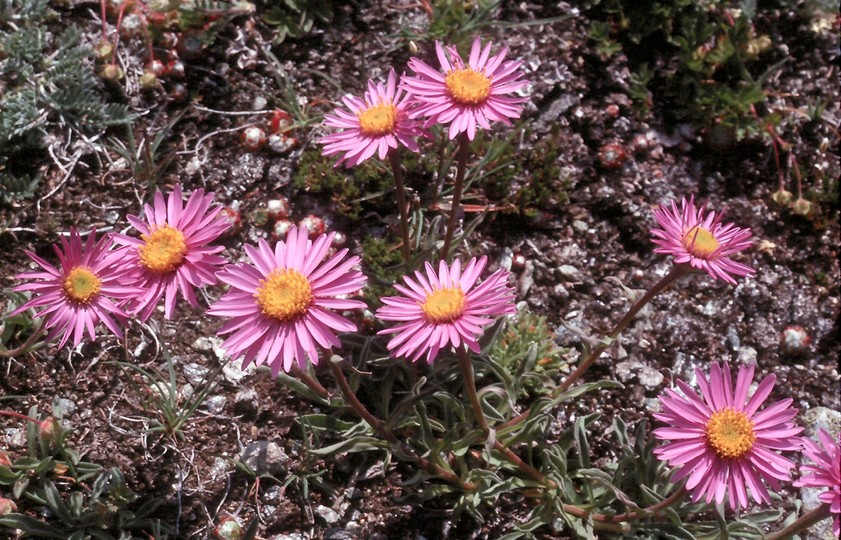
[{"left": 0, "top": 410, "right": 41, "bottom": 425}]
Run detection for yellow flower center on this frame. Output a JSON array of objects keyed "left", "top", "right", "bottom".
[
  {"left": 705, "top": 408, "right": 756, "bottom": 460},
  {"left": 255, "top": 269, "right": 313, "bottom": 322},
  {"left": 421, "top": 287, "right": 466, "bottom": 324},
  {"left": 445, "top": 68, "right": 492, "bottom": 106},
  {"left": 139, "top": 225, "right": 188, "bottom": 274},
  {"left": 63, "top": 266, "right": 102, "bottom": 303},
  {"left": 357, "top": 103, "right": 397, "bottom": 137},
  {"left": 683, "top": 225, "right": 719, "bottom": 258}
]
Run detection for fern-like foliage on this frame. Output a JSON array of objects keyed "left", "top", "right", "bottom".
[{"left": 0, "top": 0, "right": 130, "bottom": 204}]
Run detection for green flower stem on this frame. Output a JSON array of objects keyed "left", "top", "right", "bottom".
[
  {"left": 501, "top": 265, "right": 688, "bottom": 431},
  {"left": 494, "top": 440, "right": 557, "bottom": 489},
  {"left": 388, "top": 150, "right": 413, "bottom": 265},
  {"left": 605, "top": 485, "right": 687, "bottom": 522},
  {"left": 560, "top": 487, "right": 686, "bottom": 529},
  {"left": 457, "top": 346, "right": 489, "bottom": 435},
  {"left": 765, "top": 504, "right": 832, "bottom": 540},
  {"left": 0, "top": 319, "right": 46, "bottom": 358},
  {"left": 327, "top": 360, "right": 475, "bottom": 491},
  {"left": 290, "top": 364, "right": 330, "bottom": 400},
  {"left": 441, "top": 132, "right": 470, "bottom": 262},
  {"left": 556, "top": 265, "right": 688, "bottom": 394}
]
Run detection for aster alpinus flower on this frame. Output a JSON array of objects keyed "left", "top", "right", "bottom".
[
  {"left": 653, "top": 362, "right": 802, "bottom": 510},
  {"left": 401, "top": 36, "right": 528, "bottom": 140},
  {"left": 207, "top": 226, "right": 366, "bottom": 376},
  {"left": 795, "top": 429, "right": 840, "bottom": 536},
  {"left": 114, "top": 184, "right": 229, "bottom": 321},
  {"left": 376, "top": 256, "right": 516, "bottom": 364},
  {"left": 11, "top": 228, "right": 138, "bottom": 348},
  {"left": 651, "top": 196, "right": 754, "bottom": 285},
  {"left": 319, "top": 69, "right": 425, "bottom": 167}
]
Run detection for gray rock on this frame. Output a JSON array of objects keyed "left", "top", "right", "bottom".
[
  {"left": 240, "top": 441, "right": 289, "bottom": 476},
  {"left": 224, "top": 359, "right": 255, "bottom": 383},
  {"left": 801, "top": 407, "right": 841, "bottom": 438},
  {"left": 316, "top": 505, "right": 340, "bottom": 524},
  {"left": 234, "top": 388, "right": 259, "bottom": 417},
  {"left": 192, "top": 336, "right": 227, "bottom": 361},
  {"left": 204, "top": 395, "right": 227, "bottom": 415},
  {"left": 183, "top": 362, "right": 209, "bottom": 386},
  {"left": 323, "top": 528, "right": 353, "bottom": 540},
  {"left": 52, "top": 397, "right": 77, "bottom": 417},
  {"left": 209, "top": 457, "right": 231, "bottom": 481}
]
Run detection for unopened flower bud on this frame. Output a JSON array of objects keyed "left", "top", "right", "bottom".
[
  {"left": 771, "top": 189, "right": 793, "bottom": 205},
  {"left": 271, "top": 219, "right": 295, "bottom": 241},
  {"left": 791, "top": 198, "right": 812, "bottom": 216},
  {"left": 213, "top": 515, "right": 242, "bottom": 540},
  {"left": 219, "top": 207, "right": 242, "bottom": 237},
  {"left": 266, "top": 197, "right": 291, "bottom": 221},
  {"left": 99, "top": 64, "right": 124, "bottom": 81},
  {"left": 96, "top": 40, "right": 114, "bottom": 61},
  {"left": 780, "top": 325, "right": 810, "bottom": 357},
  {"left": 298, "top": 215, "right": 325, "bottom": 239},
  {"left": 598, "top": 142, "right": 626, "bottom": 169},
  {"left": 39, "top": 417, "right": 59, "bottom": 441},
  {"left": 140, "top": 71, "right": 158, "bottom": 91},
  {"left": 0, "top": 497, "right": 17, "bottom": 515},
  {"left": 241, "top": 127, "right": 266, "bottom": 152}
]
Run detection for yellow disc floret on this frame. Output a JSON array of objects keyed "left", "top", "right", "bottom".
[
  {"left": 421, "top": 287, "right": 466, "bottom": 324},
  {"left": 358, "top": 103, "right": 397, "bottom": 137},
  {"left": 63, "top": 266, "right": 102, "bottom": 303},
  {"left": 256, "top": 269, "right": 313, "bottom": 322},
  {"left": 139, "top": 225, "right": 188, "bottom": 274},
  {"left": 705, "top": 408, "right": 756, "bottom": 459},
  {"left": 445, "top": 68, "right": 492, "bottom": 106},
  {"left": 683, "top": 225, "right": 719, "bottom": 258}
]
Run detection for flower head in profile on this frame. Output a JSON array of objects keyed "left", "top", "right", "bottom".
[
  {"left": 653, "top": 362, "right": 802, "bottom": 509},
  {"left": 401, "top": 36, "right": 528, "bottom": 140},
  {"left": 651, "top": 196, "right": 754, "bottom": 284},
  {"left": 11, "top": 229, "right": 138, "bottom": 348},
  {"left": 376, "top": 256, "right": 515, "bottom": 364},
  {"left": 207, "top": 226, "right": 366, "bottom": 376},
  {"left": 795, "top": 429, "right": 840, "bottom": 537},
  {"left": 114, "top": 184, "right": 229, "bottom": 321},
  {"left": 320, "top": 69, "right": 425, "bottom": 167}
]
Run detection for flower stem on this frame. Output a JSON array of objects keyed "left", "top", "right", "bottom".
[
  {"left": 457, "top": 346, "right": 488, "bottom": 435},
  {"left": 556, "top": 265, "right": 688, "bottom": 394},
  {"left": 328, "top": 360, "right": 474, "bottom": 490},
  {"left": 388, "top": 150, "right": 413, "bottom": 265},
  {"left": 765, "top": 504, "right": 832, "bottom": 540},
  {"left": 441, "top": 132, "right": 470, "bottom": 262},
  {"left": 290, "top": 364, "right": 329, "bottom": 400},
  {"left": 605, "top": 485, "right": 687, "bottom": 522},
  {"left": 500, "top": 265, "right": 688, "bottom": 431},
  {"left": 0, "top": 319, "right": 46, "bottom": 358},
  {"left": 328, "top": 360, "right": 394, "bottom": 443},
  {"left": 0, "top": 410, "right": 42, "bottom": 425},
  {"left": 494, "top": 440, "right": 557, "bottom": 489}
]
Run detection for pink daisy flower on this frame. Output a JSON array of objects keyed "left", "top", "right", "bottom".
[
  {"left": 376, "top": 256, "right": 516, "bottom": 364},
  {"left": 401, "top": 36, "right": 528, "bottom": 140},
  {"left": 114, "top": 184, "right": 229, "bottom": 321},
  {"left": 319, "top": 69, "right": 425, "bottom": 167},
  {"left": 795, "top": 429, "right": 841, "bottom": 537},
  {"left": 653, "top": 361, "right": 802, "bottom": 510},
  {"left": 207, "top": 226, "right": 366, "bottom": 376},
  {"left": 11, "top": 229, "right": 138, "bottom": 348},
  {"left": 651, "top": 196, "right": 755, "bottom": 285}
]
